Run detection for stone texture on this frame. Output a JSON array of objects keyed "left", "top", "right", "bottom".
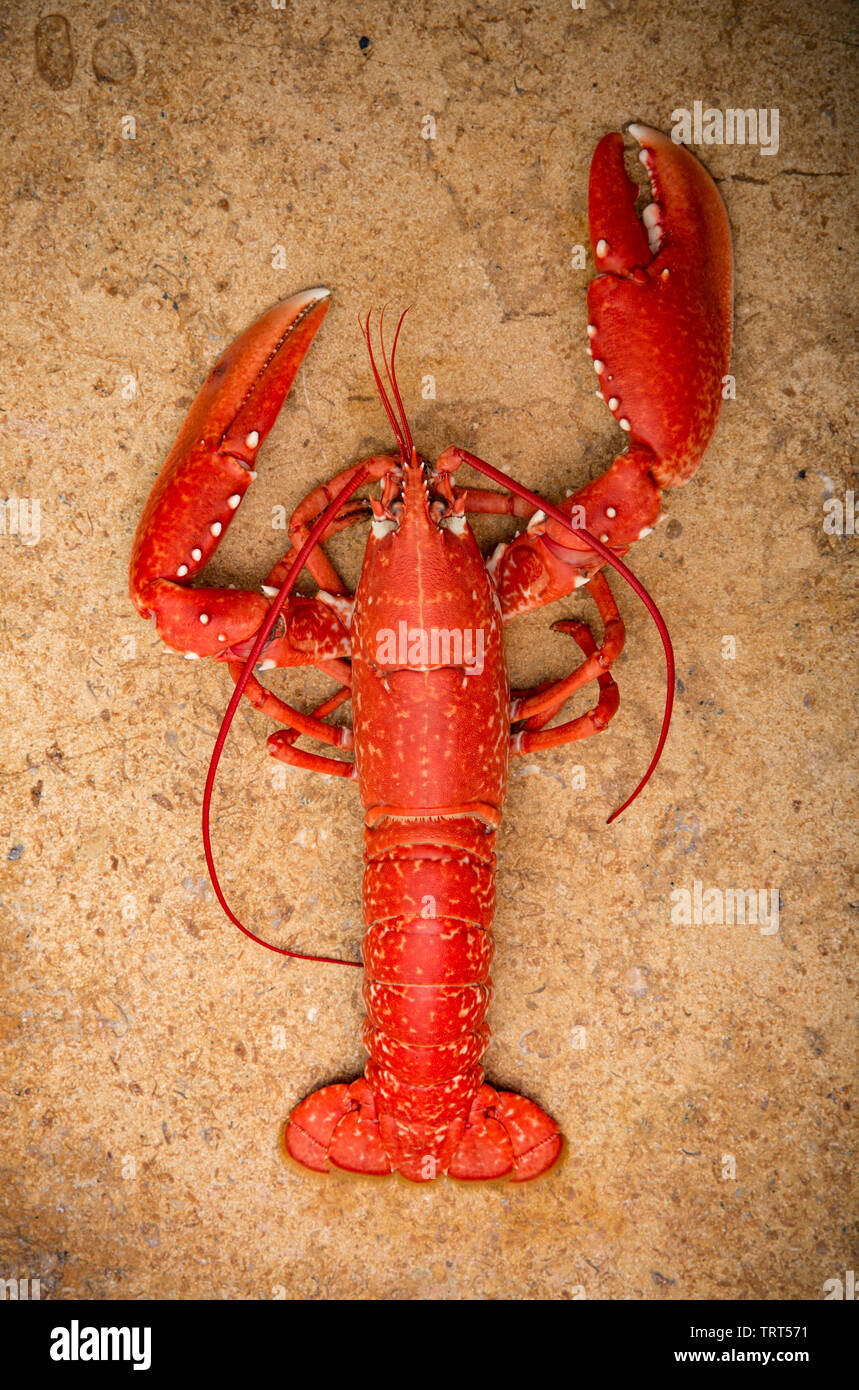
[{"left": 0, "top": 0, "right": 855, "bottom": 1300}]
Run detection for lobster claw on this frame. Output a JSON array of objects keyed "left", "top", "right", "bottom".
[
  {"left": 481, "top": 127, "right": 732, "bottom": 616},
  {"left": 129, "top": 289, "right": 330, "bottom": 656},
  {"left": 587, "top": 124, "right": 733, "bottom": 487}
]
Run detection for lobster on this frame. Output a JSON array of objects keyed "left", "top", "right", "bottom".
[{"left": 129, "top": 126, "right": 732, "bottom": 1183}]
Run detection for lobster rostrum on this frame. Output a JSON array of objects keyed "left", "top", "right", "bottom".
[{"left": 129, "top": 126, "right": 732, "bottom": 1183}]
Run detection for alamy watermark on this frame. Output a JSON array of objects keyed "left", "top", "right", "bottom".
[
  {"left": 0, "top": 498, "right": 40, "bottom": 546},
  {"left": 50, "top": 1321, "right": 151, "bottom": 1370},
  {"left": 1, "top": 1275, "right": 40, "bottom": 1299},
  {"left": 823, "top": 1270, "right": 856, "bottom": 1300},
  {"left": 375, "top": 624, "right": 485, "bottom": 677},
  {"left": 671, "top": 103, "right": 779, "bottom": 156},
  {"left": 823, "top": 489, "right": 857, "bottom": 536},
  {"left": 670, "top": 880, "right": 779, "bottom": 935}
]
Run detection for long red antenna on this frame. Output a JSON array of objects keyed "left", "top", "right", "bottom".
[
  {"left": 442, "top": 450, "right": 674, "bottom": 823},
  {"left": 380, "top": 306, "right": 413, "bottom": 455},
  {"left": 361, "top": 311, "right": 406, "bottom": 458},
  {"left": 202, "top": 466, "right": 370, "bottom": 967}
]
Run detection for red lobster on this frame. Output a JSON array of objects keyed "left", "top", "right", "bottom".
[{"left": 129, "top": 127, "right": 732, "bottom": 1183}]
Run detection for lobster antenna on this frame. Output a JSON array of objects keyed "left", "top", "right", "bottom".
[
  {"left": 381, "top": 305, "right": 414, "bottom": 456},
  {"left": 202, "top": 467, "right": 370, "bottom": 967},
  {"left": 362, "top": 310, "right": 407, "bottom": 457},
  {"left": 444, "top": 452, "right": 674, "bottom": 822}
]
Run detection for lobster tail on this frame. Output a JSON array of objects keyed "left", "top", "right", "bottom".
[
  {"left": 285, "top": 821, "right": 561, "bottom": 1182},
  {"left": 362, "top": 816, "right": 494, "bottom": 1178}
]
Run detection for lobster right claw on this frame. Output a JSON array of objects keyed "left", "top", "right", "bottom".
[
  {"left": 587, "top": 124, "right": 733, "bottom": 487},
  {"left": 481, "top": 127, "right": 733, "bottom": 615}
]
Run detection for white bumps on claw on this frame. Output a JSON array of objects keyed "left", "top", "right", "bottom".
[
  {"left": 606, "top": 506, "right": 617, "bottom": 518},
  {"left": 593, "top": 360, "right": 605, "bottom": 374},
  {"left": 261, "top": 584, "right": 279, "bottom": 598},
  {"left": 608, "top": 397, "right": 619, "bottom": 411},
  {"left": 619, "top": 419, "right": 631, "bottom": 432},
  {"left": 258, "top": 658, "right": 276, "bottom": 671},
  {"left": 177, "top": 564, "right": 188, "bottom": 577},
  {"left": 191, "top": 548, "right": 202, "bottom": 562},
  {"left": 211, "top": 522, "right": 222, "bottom": 537},
  {"left": 596, "top": 238, "right": 609, "bottom": 258},
  {"left": 228, "top": 494, "right": 241, "bottom": 509},
  {"left": 246, "top": 431, "right": 259, "bottom": 448},
  {"left": 199, "top": 614, "right": 209, "bottom": 625}
]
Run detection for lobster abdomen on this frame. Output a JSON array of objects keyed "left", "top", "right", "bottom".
[{"left": 361, "top": 816, "right": 496, "bottom": 1168}]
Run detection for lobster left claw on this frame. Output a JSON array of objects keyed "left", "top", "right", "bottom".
[
  {"left": 491, "top": 125, "right": 733, "bottom": 616},
  {"left": 129, "top": 289, "right": 342, "bottom": 660}
]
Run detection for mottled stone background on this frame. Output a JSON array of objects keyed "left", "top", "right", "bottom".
[{"left": 1, "top": 0, "right": 855, "bottom": 1300}]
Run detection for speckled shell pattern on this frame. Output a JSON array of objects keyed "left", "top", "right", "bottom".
[{"left": 350, "top": 463, "right": 509, "bottom": 1166}]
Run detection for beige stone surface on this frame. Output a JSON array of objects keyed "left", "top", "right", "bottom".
[{"left": 1, "top": 0, "right": 855, "bottom": 1300}]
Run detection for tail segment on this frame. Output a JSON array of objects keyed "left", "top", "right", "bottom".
[
  {"left": 284, "top": 1078, "right": 561, "bottom": 1183},
  {"left": 283, "top": 817, "right": 562, "bottom": 1182}
]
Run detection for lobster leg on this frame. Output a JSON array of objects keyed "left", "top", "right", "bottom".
[
  {"left": 265, "top": 455, "right": 400, "bottom": 594},
  {"left": 243, "top": 455, "right": 413, "bottom": 773},
  {"left": 445, "top": 486, "right": 534, "bottom": 521},
  {"left": 233, "top": 663, "right": 352, "bottom": 727},
  {"left": 510, "top": 573, "right": 624, "bottom": 726},
  {"left": 223, "top": 654, "right": 357, "bottom": 778},
  {"left": 512, "top": 623, "right": 620, "bottom": 755},
  {"left": 266, "top": 741, "right": 355, "bottom": 778},
  {"left": 266, "top": 690, "right": 357, "bottom": 778},
  {"left": 230, "top": 664, "right": 353, "bottom": 747}
]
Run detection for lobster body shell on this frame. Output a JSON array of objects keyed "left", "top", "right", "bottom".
[{"left": 350, "top": 461, "right": 510, "bottom": 1174}]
